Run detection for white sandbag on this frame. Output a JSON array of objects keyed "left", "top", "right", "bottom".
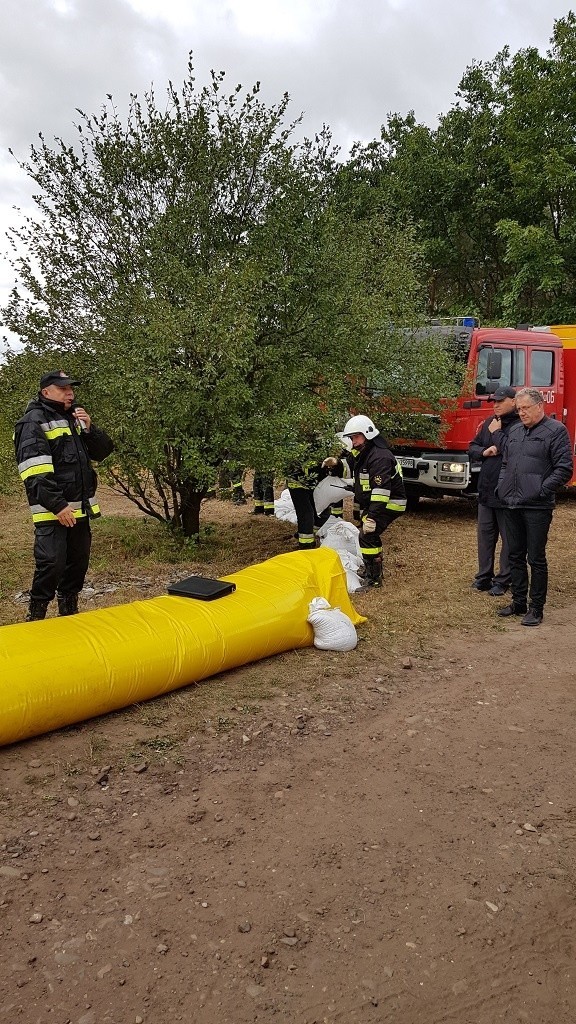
[
  {"left": 345, "top": 569, "right": 364, "bottom": 593},
  {"left": 307, "top": 597, "right": 358, "bottom": 652},
  {"left": 315, "top": 516, "right": 342, "bottom": 539},
  {"left": 337, "top": 548, "right": 364, "bottom": 572},
  {"left": 313, "top": 476, "right": 353, "bottom": 515},
  {"left": 320, "top": 520, "right": 362, "bottom": 558},
  {"left": 274, "top": 488, "right": 298, "bottom": 524}
]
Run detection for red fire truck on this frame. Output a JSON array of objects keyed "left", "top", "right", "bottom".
[{"left": 389, "top": 320, "right": 576, "bottom": 504}]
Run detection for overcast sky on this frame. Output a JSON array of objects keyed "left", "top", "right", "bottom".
[{"left": 1, "top": 0, "right": 573, "bottom": 346}]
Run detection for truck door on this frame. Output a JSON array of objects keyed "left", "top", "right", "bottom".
[{"left": 527, "top": 346, "right": 563, "bottom": 419}]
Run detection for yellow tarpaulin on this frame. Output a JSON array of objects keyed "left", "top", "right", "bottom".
[{"left": 0, "top": 548, "right": 365, "bottom": 747}]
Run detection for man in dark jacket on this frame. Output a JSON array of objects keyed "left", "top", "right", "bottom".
[
  {"left": 342, "top": 414, "right": 407, "bottom": 587},
  {"left": 14, "top": 370, "right": 114, "bottom": 621},
  {"left": 468, "top": 386, "right": 519, "bottom": 595},
  {"left": 496, "top": 387, "right": 573, "bottom": 626}
]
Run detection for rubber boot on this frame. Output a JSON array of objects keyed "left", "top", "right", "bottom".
[
  {"left": 362, "top": 556, "right": 383, "bottom": 588},
  {"left": 57, "top": 593, "right": 79, "bottom": 616},
  {"left": 26, "top": 598, "right": 49, "bottom": 621}
]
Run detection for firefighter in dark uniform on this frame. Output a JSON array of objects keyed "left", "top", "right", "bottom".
[
  {"left": 342, "top": 414, "right": 407, "bottom": 587},
  {"left": 286, "top": 457, "right": 324, "bottom": 550},
  {"left": 14, "top": 370, "right": 114, "bottom": 620},
  {"left": 285, "top": 430, "right": 337, "bottom": 551},
  {"left": 252, "top": 472, "right": 275, "bottom": 515}
]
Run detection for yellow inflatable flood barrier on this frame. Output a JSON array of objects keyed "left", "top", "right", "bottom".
[{"left": 0, "top": 548, "right": 365, "bottom": 747}]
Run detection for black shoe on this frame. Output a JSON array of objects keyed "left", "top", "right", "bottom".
[
  {"left": 489, "top": 584, "right": 507, "bottom": 597},
  {"left": 521, "top": 608, "right": 543, "bottom": 627},
  {"left": 57, "top": 593, "right": 79, "bottom": 616},
  {"left": 497, "top": 602, "right": 527, "bottom": 617},
  {"left": 26, "top": 598, "right": 49, "bottom": 621},
  {"left": 471, "top": 581, "right": 492, "bottom": 591}
]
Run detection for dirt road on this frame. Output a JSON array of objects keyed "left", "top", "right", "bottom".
[{"left": 1, "top": 600, "right": 575, "bottom": 1024}]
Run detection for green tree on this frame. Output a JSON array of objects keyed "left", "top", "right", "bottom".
[
  {"left": 347, "top": 13, "right": 576, "bottom": 325},
  {"left": 2, "top": 61, "right": 450, "bottom": 535}
]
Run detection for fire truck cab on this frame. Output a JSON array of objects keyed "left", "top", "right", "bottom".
[{"left": 392, "top": 320, "right": 576, "bottom": 502}]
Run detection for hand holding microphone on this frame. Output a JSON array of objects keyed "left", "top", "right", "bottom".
[{"left": 72, "top": 404, "right": 91, "bottom": 432}]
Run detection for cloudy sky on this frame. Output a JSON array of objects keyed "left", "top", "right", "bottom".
[{"left": 1, "top": 0, "right": 572, "bottom": 345}]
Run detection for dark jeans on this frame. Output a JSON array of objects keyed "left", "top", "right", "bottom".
[
  {"left": 31, "top": 518, "right": 92, "bottom": 602},
  {"left": 502, "top": 507, "right": 553, "bottom": 612},
  {"left": 475, "top": 503, "right": 510, "bottom": 587}
]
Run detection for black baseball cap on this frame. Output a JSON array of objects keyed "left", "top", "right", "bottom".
[
  {"left": 491, "top": 386, "right": 516, "bottom": 401},
  {"left": 40, "top": 370, "right": 81, "bottom": 389}
]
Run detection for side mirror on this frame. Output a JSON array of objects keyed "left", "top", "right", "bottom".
[{"left": 486, "top": 350, "right": 502, "bottom": 380}]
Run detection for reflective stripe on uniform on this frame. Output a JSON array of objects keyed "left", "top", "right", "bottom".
[
  {"left": 41, "top": 419, "right": 72, "bottom": 440},
  {"left": 30, "top": 501, "right": 86, "bottom": 523},
  {"left": 371, "top": 487, "right": 391, "bottom": 503},
  {"left": 263, "top": 502, "right": 275, "bottom": 512},
  {"left": 387, "top": 499, "right": 407, "bottom": 512},
  {"left": 298, "top": 533, "right": 315, "bottom": 546},
  {"left": 359, "top": 542, "right": 382, "bottom": 555},
  {"left": 19, "top": 455, "right": 55, "bottom": 480},
  {"left": 89, "top": 499, "right": 101, "bottom": 517}
]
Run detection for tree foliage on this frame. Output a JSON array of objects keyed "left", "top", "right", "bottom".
[
  {"left": 347, "top": 12, "right": 576, "bottom": 325},
  {"left": 2, "top": 60, "right": 445, "bottom": 534}
]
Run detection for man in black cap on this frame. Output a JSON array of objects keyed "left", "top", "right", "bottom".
[
  {"left": 467, "top": 386, "right": 519, "bottom": 595},
  {"left": 14, "top": 370, "right": 114, "bottom": 621}
]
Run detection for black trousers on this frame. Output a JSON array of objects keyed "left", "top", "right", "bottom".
[
  {"left": 503, "top": 507, "right": 553, "bottom": 612},
  {"left": 31, "top": 518, "right": 92, "bottom": 602},
  {"left": 253, "top": 473, "right": 275, "bottom": 512},
  {"left": 474, "top": 503, "right": 510, "bottom": 587},
  {"left": 288, "top": 487, "right": 316, "bottom": 549},
  {"left": 359, "top": 510, "right": 403, "bottom": 563}
]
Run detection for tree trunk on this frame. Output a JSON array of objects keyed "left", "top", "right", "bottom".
[{"left": 180, "top": 480, "right": 203, "bottom": 538}]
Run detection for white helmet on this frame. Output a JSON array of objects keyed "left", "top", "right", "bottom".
[{"left": 342, "top": 415, "right": 379, "bottom": 440}]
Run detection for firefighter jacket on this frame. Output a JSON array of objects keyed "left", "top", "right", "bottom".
[
  {"left": 353, "top": 435, "right": 407, "bottom": 526},
  {"left": 496, "top": 416, "right": 572, "bottom": 509},
  {"left": 467, "top": 408, "right": 520, "bottom": 507},
  {"left": 15, "top": 395, "right": 114, "bottom": 524}
]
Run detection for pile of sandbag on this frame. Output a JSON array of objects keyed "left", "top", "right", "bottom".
[
  {"left": 316, "top": 518, "right": 364, "bottom": 593},
  {"left": 274, "top": 491, "right": 364, "bottom": 593}
]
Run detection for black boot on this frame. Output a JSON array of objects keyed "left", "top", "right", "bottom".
[
  {"left": 26, "top": 598, "right": 49, "bottom": 621},
  {"left": 57, "top": 593, "right": 79, "bottom": 616},
  {"left": 362, "top": 556, "right": 383, "bottom": 588}
]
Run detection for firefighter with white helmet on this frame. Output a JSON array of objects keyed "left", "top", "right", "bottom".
[{"left": 341, "top": 414, "right": 407, "bottom": 587}]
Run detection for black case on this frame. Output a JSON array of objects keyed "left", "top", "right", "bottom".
[{"left": 167, "top": 576, "right": 236, "bottom": 601}]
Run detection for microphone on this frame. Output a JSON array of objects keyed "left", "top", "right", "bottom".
[{"left": 71, "top": 403, "right": 87, "bottom": 432}]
